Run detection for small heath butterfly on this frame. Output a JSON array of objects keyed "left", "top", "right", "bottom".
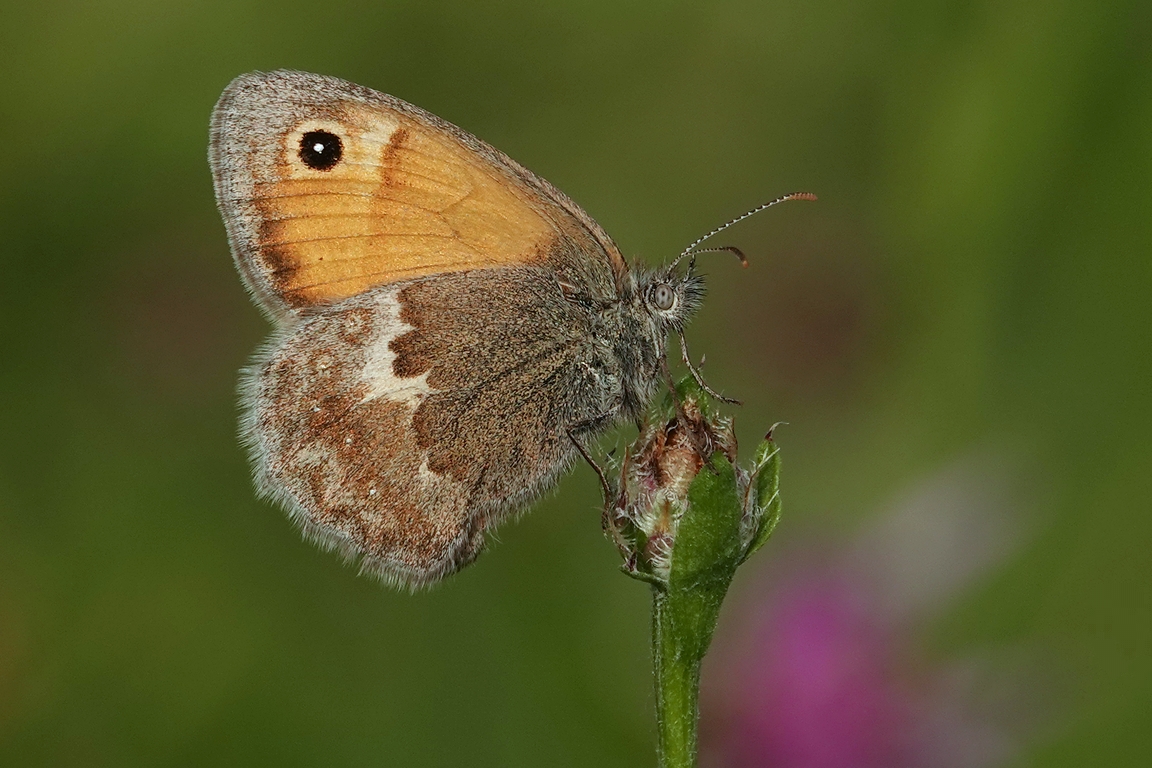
[{"left": 209, "top": 70, "right": 812, "bottom": 588}]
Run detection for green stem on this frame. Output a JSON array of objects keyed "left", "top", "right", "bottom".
[{"left": 652, "top": 584, "right": 728, "bottom": 768}]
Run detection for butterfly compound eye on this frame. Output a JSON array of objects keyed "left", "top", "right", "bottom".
[
  {"left": 299, "top": 130, "right": 343, "bottom": 170},
  {"left": 653, "top": 283, "right": 677, "bottom": 311}
]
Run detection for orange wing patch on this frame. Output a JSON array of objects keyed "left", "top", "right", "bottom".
[{"left": 253, "top": 104, "right": 555, "bottom": 308}]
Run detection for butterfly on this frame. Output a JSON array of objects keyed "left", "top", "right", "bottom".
[{"left": 209, "top": 70, "right": 811, "bottom": 588}]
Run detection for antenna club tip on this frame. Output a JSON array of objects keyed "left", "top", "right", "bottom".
[{"left": 787, "top": 192, "right": 818, "bottom": 202}]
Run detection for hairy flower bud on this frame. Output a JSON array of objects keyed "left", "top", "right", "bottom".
[{"left": 608, "top": 380, "right": 777, "bottom": 586}]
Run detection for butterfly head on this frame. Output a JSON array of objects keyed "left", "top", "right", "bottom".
[{"left": 638, "top": 262, "right": 706, "bottom": 335}]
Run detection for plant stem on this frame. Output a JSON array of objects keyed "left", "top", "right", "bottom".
[
  {"left": 653, "top": 590, "right": 698, "bottom": 768},
  {"left": 652, "top": 584, "right": 728, "bottom": 768}
]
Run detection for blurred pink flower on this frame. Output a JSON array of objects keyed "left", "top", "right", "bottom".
[{"left": 701, "top": 455, "right": 1031, "bottom": 768}]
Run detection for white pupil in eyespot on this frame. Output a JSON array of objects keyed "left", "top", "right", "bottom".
[
  {"left": 313, "top": 143, "right": 325, "bottom": 153},
  {"left": 654, "top": 285, "right": 675, "bottom": 310}
]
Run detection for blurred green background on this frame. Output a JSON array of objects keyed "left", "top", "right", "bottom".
[{"left": 1, "top": 0, "right": 1149, "bottom": 765}]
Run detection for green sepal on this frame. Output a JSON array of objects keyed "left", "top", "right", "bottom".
[
  {"left": 742, "top": 436, "right": 782, "bottom": 563},
  {"left": 658, "top": 376, "right": 714, "bottom": 416},
  {"left": 622, "top": 563, "right": 667, "bottom": 588},
  {"left": 668, "top": 452, "right": 744, "bottom": 592}
]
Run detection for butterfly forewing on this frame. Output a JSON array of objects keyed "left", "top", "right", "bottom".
[{"left": 210, "top": 70, "right": 625, "bottom": 317}]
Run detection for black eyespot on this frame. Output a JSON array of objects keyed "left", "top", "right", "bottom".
[
  {"left": 653, "top": 283, "right": 676, "bottom": 311},
  {"left": 299, "top": 130, "right": 343, "bottom": 171}
]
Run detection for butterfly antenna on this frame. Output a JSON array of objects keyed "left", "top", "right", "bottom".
[{"left": 668, "top": 191, "right": 817, "bottom": 275}]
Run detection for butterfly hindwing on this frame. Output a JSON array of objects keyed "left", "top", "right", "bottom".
[{"left": 244, "top": 269, "right": 620, "bottom": 587}]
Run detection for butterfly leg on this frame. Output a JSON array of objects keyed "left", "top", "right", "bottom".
[
  {"left": 570, "top": 432, "right": 636, "bottom": 561},
  {"left": 567, "top": 428, "right": 614, "bottom": 506},
  {"left": 678, "top": 333, "right": 742, "bottom": 405},
  {"left": 565, "top": 399, "right": 644, "bottom": 561}
]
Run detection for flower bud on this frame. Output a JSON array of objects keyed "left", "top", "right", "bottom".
[{"left": 611, "top": 381, "right": 757, "bottom": 584}]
